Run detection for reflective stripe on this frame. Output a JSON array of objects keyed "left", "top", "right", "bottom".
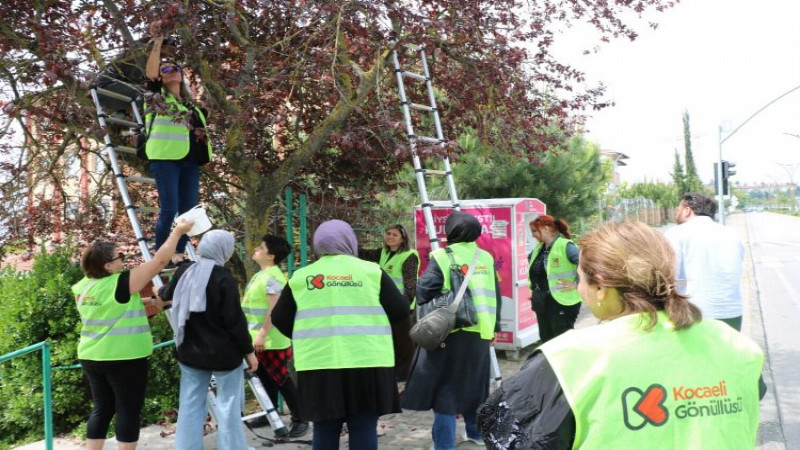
[
  {"left": 81, "top": 325, "right": 151, "bottom": 340},
  {"left": 81, "top": 309, "right": 146, "bottom": 326},
  {"left": 548, "top": 270, "right": 577, "bottom": 281},
  {"left": 151, "top": 118, "right": 182, "bottom": 126},
  {"left": 242, "top": 307, "right": 269, "bottom": 315},
  {"left": 296, "top": 305, "right": 386, "bottom": 320},
  {"left": 475, "top": 304, "right": 497, "bottom": 315},
  {"left": 293, "top": 325, "right": 391, "bottom": 339},
  {"left": 471, "top": 288, "right": 497, "bottom": 298},
  {"left": 249, "top": 323, "right": 262, "bottom": 331},
  {"left": 390, "top": 276, "right": 404, "bottom": 285},
  {"left": 149, "top": 132, "right": 189, "bottom": 141}
]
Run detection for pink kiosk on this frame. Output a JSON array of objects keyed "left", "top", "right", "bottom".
[{"left": 415, "top": 198, "right": 546, "bottom": 357}]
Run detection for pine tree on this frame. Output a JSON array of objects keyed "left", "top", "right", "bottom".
[
  {"left": 671, "top": 149, "right": 686, "bottom": 196},
  {"left": 683, "top": 110, "right": 703, "bottom": 192}
]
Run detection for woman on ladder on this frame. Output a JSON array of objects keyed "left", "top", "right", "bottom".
[{"left": 144, "top": 20, "right": 212, "bottom": 266}]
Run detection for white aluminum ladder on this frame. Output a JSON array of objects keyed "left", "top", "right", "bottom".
[
  {"left": 392, "top": 45, "right": 502, "bottom": 387},
  {"left": 392, "top": 45, "right": 460, "bottom": 251},
  {"left": 88, "top": 81, "right": 288, "bottom": 435}
]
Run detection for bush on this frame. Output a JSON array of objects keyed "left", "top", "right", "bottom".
[{"left": 0, "top": 244, "right": 179, "bottom": 447}]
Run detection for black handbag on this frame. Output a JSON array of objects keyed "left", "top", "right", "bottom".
[{"left": 410, "top": 250, "right": 479, "bottom": 351}]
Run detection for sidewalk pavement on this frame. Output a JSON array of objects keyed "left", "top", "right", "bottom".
[{"left": 16, "top": 215, "right": 784, "bottom": 449}]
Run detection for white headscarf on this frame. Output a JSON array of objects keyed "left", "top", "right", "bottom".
[{"left": 172, "top": 230, "right": 235, "bottom": 346}]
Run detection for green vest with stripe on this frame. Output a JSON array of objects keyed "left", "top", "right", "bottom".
[
  {"left": 144, "top": 93, "right": 212, "bottom": 161},
  {"left": 541, "top": 312, "right": 763, "bottom": 449},
  {"left": 379, "top": 248, "right": 419, "bottom": 310},
  {"left": 73, "top": 274, "right": 153, "bottom": 361},
  {"left": 289, "top": 255, "right": 393, "bottom": 371},
  {"left": 529, "top": 236, "right": 581, "bottom": 306},
  {"left": 242, "top": 265, "right": 291, "bottom": 350},
  {"left": 430, "top": 242, "right": 497, "bottom": 340}
]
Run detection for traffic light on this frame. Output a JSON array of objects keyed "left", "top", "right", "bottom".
[{"left": 722, "top": 160, "right": 736, "bottom": 195}]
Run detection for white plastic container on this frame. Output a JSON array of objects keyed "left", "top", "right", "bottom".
[{"left": 175, "top": 204, "right": 213, "bottom": 237}]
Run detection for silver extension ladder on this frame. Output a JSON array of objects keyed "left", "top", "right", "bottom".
[
  {"left": 88, "top": 81, "right": 289, "bottom": 433},
  {"left": 392, "top": 45, "right": 502, "bottom": 387}
]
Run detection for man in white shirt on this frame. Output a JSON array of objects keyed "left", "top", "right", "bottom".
[{"left": 664, "top": 193, "right": 745, "bottom": 330}]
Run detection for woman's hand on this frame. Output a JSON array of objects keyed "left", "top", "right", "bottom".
[
  {"left": 245, "top": 353, "right": 259, "bottom": 373},
  {"left": 253, "top": 330, "right": 266, "bottom": 352},
  {"left": 149, "top": 20, "right": 164, "bottom": 39},
  {"left": 172, "top": 219, "right": 194, "bottom": 236}
]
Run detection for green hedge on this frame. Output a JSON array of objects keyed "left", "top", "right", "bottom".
[{"left": 0, "top": 245, "right": 180, "bottom": 447}]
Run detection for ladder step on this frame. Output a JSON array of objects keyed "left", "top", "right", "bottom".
[
  {"left": 241, "top": 411, "right": 268, "bottom": 422},
  {"left": 114, "top": 145, "right": 137, "bottom": 155},
  {"left": 416, "top": 136, "right": 440, "bottom": 144},
  {"left": 96, "top": 88, "right": 134, "bottom": 103},
  {"left": 423, "top": 169, "right": 447, "bottom": 176},
  {"left": 403, "top": 71, "right": 427, "bottom": 81},
  {"left": 136, "top": 206, "right": 160, "bottom": 214},
  {"left": 125, "top": 175, "right": 155, "bottom": 184},
  {"left": 409, "top": 102, "right": 434, "bottom": 112},
  {"left": 105, "top": 116, "right": 141, "bottom": 128}
]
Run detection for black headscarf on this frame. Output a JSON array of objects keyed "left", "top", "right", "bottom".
[{"left": 445, "top": 211, "right": 482, "bottom": 244}]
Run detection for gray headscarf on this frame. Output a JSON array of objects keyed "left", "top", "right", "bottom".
[
  {"left": 172, "top": 230, "right": 236, "bottom": 346},
  {"left": 445, "top": 211, "right": 482, "bottom": 244},
  {"left": 313, "top": 220, "right": 358, "bottom": 256}
]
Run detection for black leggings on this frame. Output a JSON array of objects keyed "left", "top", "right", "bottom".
[
  {"left": 531, "top": 295, "right": 581, "bottom": 343},
  {"left": 80, "top": 357, "right": 148, "bottom": 442}
]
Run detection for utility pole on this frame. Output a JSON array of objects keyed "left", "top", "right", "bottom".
[{"left": 776, "top": 163, "right": 800, "bottom": 211}]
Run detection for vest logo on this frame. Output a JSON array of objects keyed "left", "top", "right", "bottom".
[
  {"left": 305, "top": 274, "right": 364, "bottom": 290},
  {"left": 621, "top": 380, "right": 743, "bottom": 431},
  {"left": 622, "top": 384, "right": 668, "bottom": 430},
  {"left": 306, "top": 275, "right": 325, "bottom": 290},
  {"left": 387, "top": 265, "right": 394, "bottom": 272}
]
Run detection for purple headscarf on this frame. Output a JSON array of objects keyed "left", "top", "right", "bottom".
[{"left": 313, "top": 220, "right": 358, "bottom": 256}]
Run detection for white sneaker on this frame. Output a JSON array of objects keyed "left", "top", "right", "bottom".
[{"left": 463, "top": 431, "right": 484, "bottom": 445}]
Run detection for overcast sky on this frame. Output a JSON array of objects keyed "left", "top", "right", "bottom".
[{"left": 552, "top": 0, "right": 800, "bottom": 187}]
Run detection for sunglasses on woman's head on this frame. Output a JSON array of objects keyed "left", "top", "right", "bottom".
[{"left": 160, "top": 65, "right": 182, "bottom": 74}]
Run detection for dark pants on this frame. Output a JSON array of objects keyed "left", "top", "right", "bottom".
[
  {"left": 80, "top": 357, "right": 149, "bottom": 442},
  {"left": 531, "top": 294, "right": 581, "bottom": 343},
  {"left": 719, "top": 316, "right": 743, "bottom": 331},
  {"left": 149, "top": 159, "right": 199, "bottom": 253},
  {"left": 256, "top": 362, "right": 303, "bottom": 422},
  {"left": 312, "top": 411, "right": 378, "bottom": 450}
]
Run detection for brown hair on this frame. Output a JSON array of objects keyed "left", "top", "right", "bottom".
[
  {"left": 81, "top": 241, "right": 116, "bottom": 279},
  {"left": 578, "top": 221, "right": 701, "bottom": 330},
  {"left": 531, "top": 215, "right": 572, "bottom": 239},
  {"left": 383, "top": 224, "right": 410, "bottom": 252}
]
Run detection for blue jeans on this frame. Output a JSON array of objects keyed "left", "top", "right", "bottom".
[
  {"left": 312, "top": 411, "right": 378, "bottom": 450},
  {"left": 175, "top": 362, "right": 248, "bottom": 450},
  {"left": 149, "top": 159, "right": 199, "bottom": 253},
  {"left": 432, "top": 411, "right": 480, "bottom": 450}
]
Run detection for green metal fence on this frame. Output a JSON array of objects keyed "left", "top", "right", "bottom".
[{"left": 0, "top": 341, "right": 53, "bottom": 450}]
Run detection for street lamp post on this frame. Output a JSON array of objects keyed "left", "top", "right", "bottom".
[{"left": 716, "top": 83, "right": 800, "bottom": 224}]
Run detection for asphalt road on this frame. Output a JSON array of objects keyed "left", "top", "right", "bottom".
[{"left": 744, "top": 212, "right": 800, "bottom": 450}]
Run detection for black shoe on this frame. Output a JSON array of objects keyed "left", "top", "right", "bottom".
[
  {"left": 246, "top": 415, "right": 270, "bottom": 428},
  {"left": 288, "top": 420, "right": 309, "bottom": 438}
]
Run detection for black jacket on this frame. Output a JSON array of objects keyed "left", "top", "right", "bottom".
[{"left": 160, "top": 262, "right": 253, "bottom": 371}]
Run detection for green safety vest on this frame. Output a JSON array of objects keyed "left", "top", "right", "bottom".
[
  {"left": 144, "top": 93, "right": 212, "bottom": 161},
  {"left": 529, "top": 236, "right": 581, "bottom": 306},
  {"left": 289, "top": 255, "right": 393, "bottom": 371},
  {"left": 430, "top": 242, "right": 497, "bottom": 340},
  {"left": 242, "top": 265, "right": 291, "bottom": 350},
  {"left": 379, "top": 248, "right": 419, "bottom": 310},
  {"left": 541, "top": 312, "right": 763, "bottom": 449},
  {"left": 73, "top": 274, "right": 153, "bottom": 361}
]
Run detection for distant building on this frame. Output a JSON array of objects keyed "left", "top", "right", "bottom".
[{"left": 600, "top": 150, "right": 629, "bottom": 187}]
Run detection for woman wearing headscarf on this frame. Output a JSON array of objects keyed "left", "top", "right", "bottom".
[
  {"left": 271, "top": 220, "right": 409, "bottom": 450},
  {"left": 158, "top": 230, "right": 257, "bottom": 450},
  {"left": 402, "top": 211, "right": 502, "bottom": 450}
]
